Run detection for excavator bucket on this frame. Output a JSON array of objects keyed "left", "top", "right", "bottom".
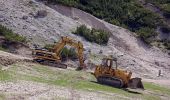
[{"left": 128, "top": 78, "right": 144, "bottom": 89}]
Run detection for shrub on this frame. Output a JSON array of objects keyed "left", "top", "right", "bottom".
[
  {"left": 163, "top": 11, "right": 170, "bottom": 19},
  {"left": 162, "top": 39, "right": 170, "bottom": 50},
  {"left": 160, "top": 26, "right": 170, "bottom": 34},
  {"left": 44, "top": 0, "right": 169, "bottom": 45},
  {"left": 136, "top": 27, "right": 157, "bottom": 43},
  {"left": 136, "top": 27, "right": 157, "bottom": 38},
  {"left": 73, "top": 25, "right": 110, "bottom": 45},
  {"left": 60, "top": 47, "right": 78, "bottom": 60},
  {"left": 0, "top": 25, "right": 26, "bottom": 43},
  {"left": 44, "top": 44, "right": 54, "bottom": 51}
]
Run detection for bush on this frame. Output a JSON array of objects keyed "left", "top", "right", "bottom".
[
  {"left": 160, "top": 26, "right": 170, "bottom": 33},
  {"left": 162, "top": 39, "right": 170, "bottom": 50},
  {"left": 0, "top": 25, "right": 26, "bottom": 43},
  {"left": 60, "top": 47, "right": 78, "bottom": 60},
  {"left": 44, "top": 0, "right": 168, "bottom": 45},
  {"left": 136, "top": 27, "right": 157, "bottom": 38},
  {"left": 44, "top": 44, "right": 54, "bottom": 51},
  {"left": 73, "top": 25, "right": 110, "bottom": 45},
  {"left": 136, "top": 27, "right": 157, "bottom": 43},
  {"left": 163, "top": 11, "right": 170, "bottom": 19}
]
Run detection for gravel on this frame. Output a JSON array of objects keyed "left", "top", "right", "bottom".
[{"left": 0, "top": 81, "right": 130, "bottom": 100}]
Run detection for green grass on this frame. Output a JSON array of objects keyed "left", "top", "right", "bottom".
[
  {"left": 0, "top": 47, "right": 7, "bottom": 51},
  {"left": 73, "top": 25, "right": 110, "bottom": 45},
  {"left": 3, "top": 63, "right": 170, "bottom": 100},
  {"left": 0, "top": 70, "right": 11, "bottom": 81},
  {"left": 0, "top": 94, "right": 5, "bottom": 100},
  {"left": 144, "top": 82, "right": 170, "bottom": 95},
  {"left": 0, "top": 25, "right": 26, "bottom": 43}
]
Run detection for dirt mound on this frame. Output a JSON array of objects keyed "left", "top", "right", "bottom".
[{"left": 0, "top": 51, "right": 32, "bottom": 67}]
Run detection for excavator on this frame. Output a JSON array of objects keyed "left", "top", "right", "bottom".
[
  {"left": 32, "top": 36, "right": 85, "bottom": 70},
  {"left": 93, "top": 57, "right": 144, "bottom": 89},
  {"left": 32, "top": 36, "right": 144, "bottom": 89}
]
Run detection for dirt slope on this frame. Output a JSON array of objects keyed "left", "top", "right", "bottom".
[
  {"left": 0, "top": 0, "right": 170, "bottom": 79},
  {"left": 0, "top": 51, "right": 32, "bottom": 68}
]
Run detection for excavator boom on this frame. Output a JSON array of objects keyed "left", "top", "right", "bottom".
[{"left": 32, "top": 36, "right": 85, "bottom": 70}]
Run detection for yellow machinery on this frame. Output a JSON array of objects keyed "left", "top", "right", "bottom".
[
  {"left": 32, "top": 36, "right": 85, "bottom": 70},
  {"left": 93, "top": 57, "right": 144, "bottom": 89}
]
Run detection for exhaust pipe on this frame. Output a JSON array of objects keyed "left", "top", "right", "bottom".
[{"left": 128, "top": 78, "right": 144, "bottom": 89}]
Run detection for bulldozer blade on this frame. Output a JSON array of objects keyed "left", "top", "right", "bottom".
[{"left": 128, "top": 78, "right": 144, "bottom": 89}]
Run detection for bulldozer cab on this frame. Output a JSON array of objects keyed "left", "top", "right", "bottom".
[{"left": 101, "top": 57, "right": 118, "bottom": 69}]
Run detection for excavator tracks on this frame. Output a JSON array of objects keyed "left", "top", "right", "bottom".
[
  {"left": 97, "top": 76, "right": 124, "bottom": 88},
  {"left": 34, "top": 59, "right": 67, "bottom": 69}
]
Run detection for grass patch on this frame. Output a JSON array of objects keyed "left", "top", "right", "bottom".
[
  {"left": 0, "top": 94, "right": 5, "bottom": 100},
  {"left": 0, "top": 47, "right": 7, "bottom": 51},
  {"left": 73, "top": 25, "right": 110, "bottom": 45},
  {"left": 0, "top": 25, "right": 26, "bottom": 43},
  {"left": 51, "top": 96, "right": 67, "bottom": 100},
  {"left": 143, "top": 95, "right": 161, "bottom": 100},
  {"left": 4, "top": 63, "right": 170, "bottom": 99},
  {"left": 0, "top": 70, "right": 11, "bottom": 81},
  {"left": 144, "top": 82, "right": 170, "bottom": 95}
]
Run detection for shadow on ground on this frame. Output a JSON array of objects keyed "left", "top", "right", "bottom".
[{"left": 90, "top": 81, "right": 142, "bottom": 94}]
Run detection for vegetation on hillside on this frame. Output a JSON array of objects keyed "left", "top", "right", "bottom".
[
  {"left": 145, "top": 0, "right": 170, "bottom": 19},
  {"left": 60, "top": 47, "right": 78, "bottom": 60},
  {"left": 0, "top": 25, "right": 26, "bottom": 43},
  {"left": 0, "top": 24, "right": 27, "bottom": 51},
  {"left": 45, "top": 0, "right": 164, "bottom": 43},
  {"left": 73, "top": 25, "right": 110, "bottom": 45}
]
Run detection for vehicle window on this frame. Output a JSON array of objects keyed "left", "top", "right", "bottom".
[
  {"left": 107, "top": 60, "right": 111, "bottom": 66},
  {"left": 112, "top": 61, "right": 116, "bottom": 69},
  {"left": 102, "top": 59, "right": 106, "bottom": 66}
]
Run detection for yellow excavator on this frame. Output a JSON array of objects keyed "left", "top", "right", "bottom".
[
  {"left": 32, "top": 36, "right": 85, "bottom": 70},
  {"left": 93, "top": 57, "right": 144, "bottom": 89}
]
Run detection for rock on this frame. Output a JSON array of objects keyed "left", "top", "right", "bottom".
[
  {"left": 23, "top": 25, "right": 27, "bottom": 29},
  {"left": 99, "top": 50, "right": 103, "bottom": 54},
  {"left": 35, "top": 10, "right": 48, "bottom": 18},
  {"left": 0, "top": 15, "right": 6, "bottom": 22},
  {"left": 132, "top": 60, "right": 136, "bottom": 62},
  {"left": 22, "top": 15, "right": 28, "bottom": 20},
  {"left": 29, "top": 12, "right": 35, "bottom": 16},
  {"left": 155, "top": 61, "right": 160, "bottom": 66}
]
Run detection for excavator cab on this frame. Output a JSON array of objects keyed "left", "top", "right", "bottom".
[{"left": 101, "top": 57, "right": 118, "bottom": 68}]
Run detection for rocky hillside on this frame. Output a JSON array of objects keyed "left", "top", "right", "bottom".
[{"left": 0, "top": 0, "right": 170, "bottom": 79}]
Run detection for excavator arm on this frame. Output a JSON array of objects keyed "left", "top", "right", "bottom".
[
  {"left": 32, "top": 36, "right": 85, "bottom": 70},
  {"left": 52, "top": 37, "right": 85, "bottom": 69}
]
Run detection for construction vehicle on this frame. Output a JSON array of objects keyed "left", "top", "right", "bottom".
[
  {"left": 32, "top": 36, "right": 85, "bottom": 70},
  {"left": 93, "top": 57, "right": 144, "bottom": 89}
]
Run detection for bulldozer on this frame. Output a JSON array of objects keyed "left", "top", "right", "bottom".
[
  {"left": 93, "top": 57, "right": 144, "bottom": 89},
  {"left": 32, "top": 36, "right": 85, "bottom": 70}
]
